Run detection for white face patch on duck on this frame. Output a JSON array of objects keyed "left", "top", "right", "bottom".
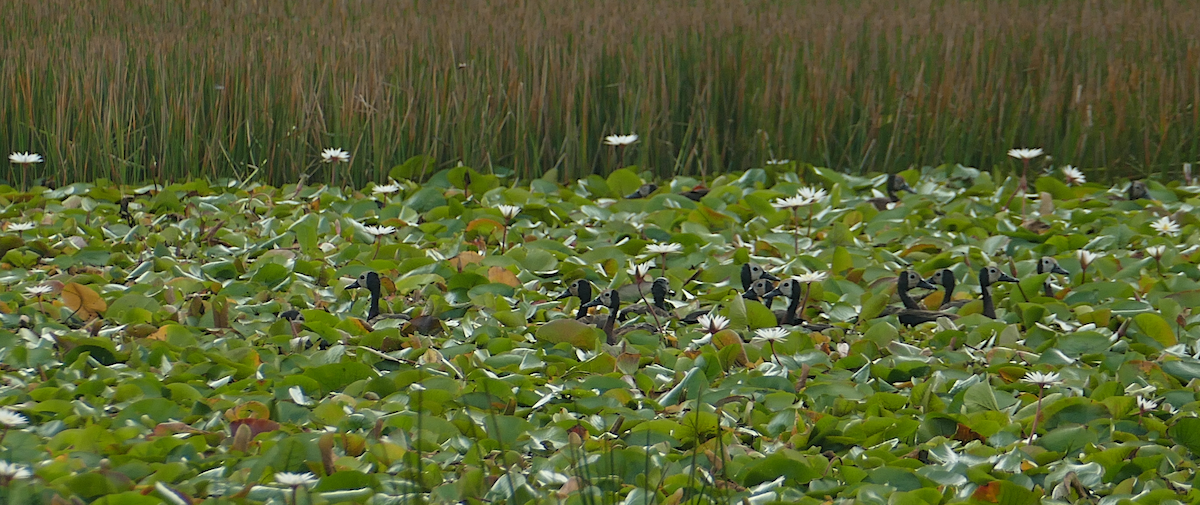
[
  {"left": 779, "top": 279, "right": 800, "bottom": 298},
  {"left": 1039, "top": 257, "right": 1069, "bottom": 275},
  {"left": 984, "top": 267, "right": 1001, "bottom": 284},
  {"left": 904, "top": 271, "right": 922, "bottom": 287}
]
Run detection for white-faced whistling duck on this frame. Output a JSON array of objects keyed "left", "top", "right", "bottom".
[
  {"left": 869, "top": 174, "right": 916, "bottom": 210},
  {"left": 347, "top": 271, "right": 411, "bottom": 323},
  {"left": 1037, "top": 256, "right": 1069, "bottom": 297},
  {"left": 619, "top": 277, "right": 674, "bottom": 321},
  {"left": 891, "top": 270, "right": 959, "bottom": 326},
  {"left": 625, "top": 183, "right": 658, "bottom": 199},
  {"left": 581, "top": 289, "right": 622, "bottom": 344},
  {"left": 979, "top": 266, "right": 1019, "bottom": 319},
  {"left": 556, "top": 279, "right": 594, "bottom": 319}
]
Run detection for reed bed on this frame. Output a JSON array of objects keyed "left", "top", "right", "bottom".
[{"left": 1, "top": 0, "right": 1198, "bottom": 186}]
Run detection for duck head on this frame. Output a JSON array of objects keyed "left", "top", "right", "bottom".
[
  {"left": 625, "top": 183, "right": 658, "bottom": 199},
  {"left": 889, "top": 174, "right": 916, "bottom": 194},
  {"left": 897, "top": 270, "right": 936, "bottom": 292},
  {"left": 764, "top": 278, "right": 802, "bottom": 300},
  {"left": 1038, "top": 256, "right": 1069, "bottom": 275},
  {"left": 556, "top": 279, "right": 593, "bottom": 301},
  {"left": 929, "top": 269, "right": 956, "bottom": 290},
  {"left": 650, "top": 277, "right": 674, "bottom": 307},
  {"left": 582, "top": 289, "right": 621, "bottom": 311},
  {"left": 979, "top": 266, "right": 1018, "bottom": 287},
  {"left": 741, "top": 263, "right": 780, "bottom": 291},
  {"left": 348, "top": 271, "right": 381, "bottom": 293}
]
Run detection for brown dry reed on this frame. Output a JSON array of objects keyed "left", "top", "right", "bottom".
[{"left": 1, "top": 0, "right": 1198, "bottom": 186}]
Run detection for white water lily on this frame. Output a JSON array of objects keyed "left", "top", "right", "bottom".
[
  {"left": 696, "top": 313, "right": 730, "bottom": 334},
  {"left": 603, "top": 134, "right": 638, "bottom": 146},
  {"left": 795, "top": 186, "right": 828, "bottom": 205},
  {"left": 8, "top": 152, "right": 43, "bottom": 165},
  {"left": 1077, "top": 250, "right": 1097, "bottom": 269},
  {"left": 796, "top": 271, "right": 828, "bottom": 284},
  {"left": 771, "top": 195, "right": 807, "bottom": 209},
  {"left": 24, "top": 285, "right": 52, "bottom": 296},
  {"left": 274, "top": 471, "right": 318, "bottom": 488},
  {"left": 628, "top": 260, "right": 654, "bottom": 280},
  {"left": 772, "top": 186, "right": 827, "bottom": 209},
  {"left": 1020, "top": 371, "right": 1062, "bottom": 388},
  {"left": 1061, "top": 166, "right": 1086, "bottom": 186},
  {"left": 364, "top": 225, "right": 397, "bottom": 236},
  {"left": 320, "top": 148, "right": 351, "bottom": 163},
  {"left": 644, "top": 242, "right": 683, "bottom": 255},
  {"left": 1150, "top": 216, "right": 1180, "bottom": 237},
  {"left": 0, "top": 461, "right": 31, "bottom": 480},
  {"left": 0, "top": 409, "right": 27, "bottom": 427},
  {"left": 372, "top": 183, "right": 400, "bottom": 195},
  {"left": 835, "top": 342, "right": 851, "bottom": 358},
  {"left": 1136, "top": 396, "right": 1159, "bottom": 412},
  {"left": 7, "top": 222, "right": 34, "bottom": 232},
  {"left": 497, "top": 205, "right": 522, "bottom": 220},
  {"left": 1145, "top": 245, "right": 1167, "bottom": 260},
  {"left": 752, "top": 327, "right": 789, "bottom": 343},
  {"left": 1008, "top": 148, "right": 1044, "bottom": 160}
]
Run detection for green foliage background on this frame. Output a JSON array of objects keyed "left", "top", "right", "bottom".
[{"left": 1, "top": 0, "right": 1199, "bottom": 185}]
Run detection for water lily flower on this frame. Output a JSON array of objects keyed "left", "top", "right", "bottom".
[
  {"left": 796, "top": 271, "right": 828, "bottom": 284},
  {"left": 644, "top": 242, "right": 682, "bottom": 255},
  {"left": 771, "top": 195, "right": 807, "bottom": 209},
  {"left": 7, "top": 222, "right": 34, "bottom": 232},
  {"left": 372, "top": 183, "right": 400, "bottom": 195},
  {"left": 498, "top": 205, "right": 522, "bottom": 220},
  {"left": 628, "top": 260, "right": 654, "bottom": 280},
  {"left": 1146, "top": 245, "right": 1167, "bottom": 260},
  {"left": 320, "top": 148, "right": 351, "bottom": 163},
  {"left": 1061, "top": 166, "right": 1086, "bottom": 186},
  {"left": 696, "top": 313, "right": 729, "bottom": 334},
  {"left": 273, "top": 471, "right": 318, "bottom": 488},
  {"left": 1008, "top": 148, "right": 1044, "bottom": 160},
  {"left": 0, "top": 461, "right": 31, "bottom": 481},
  {"left": 765, "top": 159, "right": 791, "bottom": 165},
  {"left": 835, "top": 342, "right": 851, "bottom": 358},
  {"left": 0, "top": 409, "right": 27, "bottom": 428},
  {"left": 364, "top": 225, "right": 397, "bottom": 236},
  {"left": 24, "top": 285, "right": 52, "bottom": 296},
  {"left": 773, "top": 186, "right": 827, "bottom": 209},
  {"left": 8, "top": 152, "right": 43, "bottom": 165},
  {"left": 603, "top": 134, "right": 638, "bottom": 146},
  {"left": 1136, "top": 396, "right": 1159, "bottom": 412},
  {"left": 1077, "top": 249, "right": 1096, "bottom": 265},
  {"left": 1150, "top": 216, "right": 1180, "bottom": 237},
  {"left": 1020, "top": 371, "right": 1062, "bottom": 388},
  {"left": 752, "top": 327, "right": 789, "bottom": 343}
]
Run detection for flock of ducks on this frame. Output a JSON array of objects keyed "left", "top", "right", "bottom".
[
  {"left": 331, "top": 255, "right": 1073, "bottom": 347},
  {"left": 280, "top": 170, "right": 1176, "bottom": 348}
]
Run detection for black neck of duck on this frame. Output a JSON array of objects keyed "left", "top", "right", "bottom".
[
  {"left": 784, "top": 290, "right": 801, "bottom": 325},
  {"left": 602, "top": 295, "right": 619, "bottom": 343},
  {"left": 939, "top": 276, "right": 956, "bottom": 309},
  {"left": 898, "top": 285, "right": 921, "bottom": 310},
  {"left": 367, "top": 287, "right": 382, "bottom": 319},
  {"left": 982, "top": 285, "right": 996, "bottom": 319},
  {"left": 652, "top": 285, "right": 668, "bottom": 310}
]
